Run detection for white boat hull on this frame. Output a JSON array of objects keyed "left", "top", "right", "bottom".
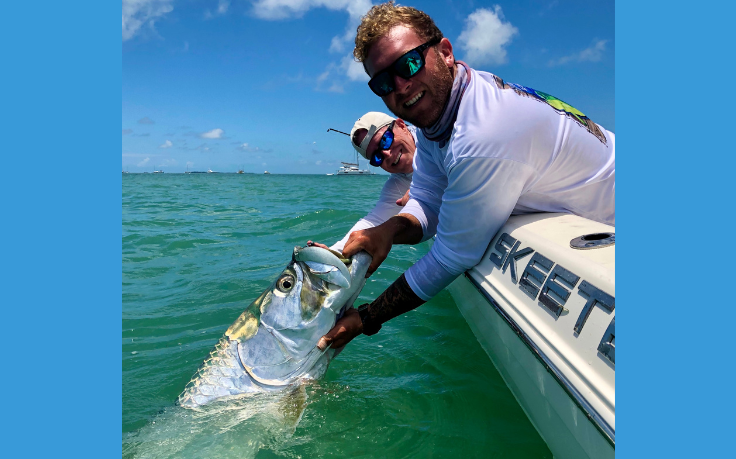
[{"left": 445, "top": 213, "right": 615, "bottom": 459}]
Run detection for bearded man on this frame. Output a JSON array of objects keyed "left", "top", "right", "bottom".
[{"left": 318, "top": 2, "right": 615, "bottom": 350}]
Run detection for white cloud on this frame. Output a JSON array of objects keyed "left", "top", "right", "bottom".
[
  {"left": 137, "top": 157, "right": 150, "bottom": 167},
  {"left": 122, "top": 0, "right": 174, "bottom": 41},
  {"left": 252, "top": 0, "right": 372, "bottom": 88},
  {"left": 549, "top": 39, "right": 608, "bottom": 67},
  {"left": 200, "top": 128, "right": 224, "bottom": 139},
  {"left": 238, "top": 142, "right": 272, "bottom": 153},
  {"left": 251, "top": 0, "right": 368, "bottom": 21},
  {"left": 205, "top": 0, "right": 230, "bottom": 19},
  {"left": 253, "top": 0, "right": 370, "bottom": 50},
  {"left": 316, "top": 54, "right": 368, "bottom": 92},
  {"left": 160, "top": 140, "right": 173, "bottom": 148},
  {"left": 457, "top": 6, "right": 518, "bottom": 66},
  {"left": 342, "top": 55, "right": 369, "bottom": 82}
]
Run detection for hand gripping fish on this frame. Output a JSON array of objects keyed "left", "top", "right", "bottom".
[{"left": 178, "top": 246, "right": 371, "bottom": 408}]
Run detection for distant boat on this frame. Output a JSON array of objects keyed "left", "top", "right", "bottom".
[
  {"left": 237, "top": 169, "right": 244, "bottom": 174},
  {"left": 153, "top": 170, "right": 164, "bottom": 174},
  {"left": 336, "top": 162, "right": 372, "bottom": 175},
  {"left": 334, "top": 148, "right": 372, "bottom": 175},
  {"left": 207, "top": 169, "right": 214, "bottom": 173},
  {"left": 326, "top": 173, "right": 334, "bottom": 176},
  {"left": 264, "top": 171, "right": 271, "bottom": 174}
]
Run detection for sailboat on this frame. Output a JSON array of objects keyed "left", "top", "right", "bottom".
[
  {"left": 326, "top": 128, "right": 373, "bottom": 176},
  {"left": 336, "top": 147, "right": 372, "bottom": 176}
]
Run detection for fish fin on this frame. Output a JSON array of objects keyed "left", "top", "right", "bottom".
[{"left": 277, "top": 384, "right": 309, "bottom": 430}]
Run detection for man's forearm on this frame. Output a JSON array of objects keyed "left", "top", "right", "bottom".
[
  {"left": 362, "top": 273, "right": 426, "bottom": 333},
  {"left": 385, "top": 214, "right": 424, "bottom": 245}
]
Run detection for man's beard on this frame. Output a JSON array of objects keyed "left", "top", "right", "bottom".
[{"left": 397, "top": 50, "right": 454, "bottom": 129}]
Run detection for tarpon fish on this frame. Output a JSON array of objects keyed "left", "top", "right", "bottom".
[{"left": 178, "top": 246, "right": 371, "bottom": 408}]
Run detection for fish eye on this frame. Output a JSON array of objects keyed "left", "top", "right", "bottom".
[{"left": 277, "top": 275, "right": 295, "bottom": 292}]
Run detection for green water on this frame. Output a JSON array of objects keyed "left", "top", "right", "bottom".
[{"left": 122, "top": 174, "right": 551, "bottom": 458}]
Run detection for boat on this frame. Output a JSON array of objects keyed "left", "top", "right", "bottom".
[
  {"left": 445, "top": 213, "right": 615, "bottom": 459},
  {"left": 336, "top": 162, "right": 372, "bottom": 175},
  {"left": 207, "top": 169, "right": 214, "bottom": 174},
  {"left": 153, "top": 169, "right": 163, "bottom": 174},
  {"left": 264, "top": 171, "right": 271, "bottom": 174},
  {"left": 333, "top": 142, "right": 373, "bottom": 175},
  {"left": 237, "top": 169, "right": 244, "bottom": 174}
]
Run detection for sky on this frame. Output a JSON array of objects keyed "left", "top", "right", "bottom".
[{"left": 122, "top": 0, "right": 614, "bottom": 174}]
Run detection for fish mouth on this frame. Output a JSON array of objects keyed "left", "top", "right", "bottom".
[
  {"left": 293, "top": 246, "right": 351, "bottom": 288},
  {"left": 404, "top": 91, "right": 424, "bottom": 108}
]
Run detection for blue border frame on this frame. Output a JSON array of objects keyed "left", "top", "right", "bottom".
[
  {"left": 1, "top": 2, "right": 120, "bottom": 456},
  {"left": 3, "top": 0, "right": 732, "bottom": 456},
  {"left": 618, "top": 0, "right": 734, "bottom": 457}
]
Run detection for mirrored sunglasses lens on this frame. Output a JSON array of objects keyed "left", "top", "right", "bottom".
[
  {"left": 379, "top": 131, "right": 394, "bottom": 150},
  {"left": 396, "top": 50, "right": 423, "bottom": 78},
  {"left": 369, "top": 72, "right": 394, "bottom": 96},
  {"left": 370, "top": 152, "right": 383, "bottom": 167}
]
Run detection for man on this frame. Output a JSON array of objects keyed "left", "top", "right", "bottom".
[
  {"left": 328, "top": 112, "right": 417, "bottom": 252},
  {"left": 317, "top": 1, "right": 615, "bottom": 351}
]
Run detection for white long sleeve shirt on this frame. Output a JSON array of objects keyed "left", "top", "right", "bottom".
[
  {"left": 330, "top": 127, "right": 417, "bottom": 252},
  {"left": 330, "top": 172, "right": 412, "bottom": 252},
  {"left": 402, "top": 69, "right": 615, "bottom": 301}
]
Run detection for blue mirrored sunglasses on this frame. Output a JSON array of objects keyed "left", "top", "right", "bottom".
[{"left": 369, "top": 121, "right": 395, "bottom": 167}]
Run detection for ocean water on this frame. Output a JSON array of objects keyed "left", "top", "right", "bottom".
[{"left": 122, "top": 173, "right": 552, "bottom": 458}]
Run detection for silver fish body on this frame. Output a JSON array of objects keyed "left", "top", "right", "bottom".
[{"left": 178, "top": 246, "right": 370, "bottom": 408}]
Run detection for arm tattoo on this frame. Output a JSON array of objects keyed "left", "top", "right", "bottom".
[{"left": 366, "top": 274, "right": 426, "bottom": 327}]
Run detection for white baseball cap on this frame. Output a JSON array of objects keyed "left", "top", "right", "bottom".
[{"left": 350, "top": 112, "right": 395, "bottom": 160}]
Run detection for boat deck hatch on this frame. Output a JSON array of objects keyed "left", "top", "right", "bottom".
[{"left": 570, "top": 232, "right": 615, "bottom": 250}]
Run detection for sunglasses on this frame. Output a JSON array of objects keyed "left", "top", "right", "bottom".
[
  {"left": 369, "top": 121, "right": 396, "bottom": 167},
  {"left": 367, "top": 38, "right": 441, "bottom": 97}
]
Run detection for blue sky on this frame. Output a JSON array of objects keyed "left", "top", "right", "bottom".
[{"left": 122, "top": 0, "right": 614, "bottom": 174}]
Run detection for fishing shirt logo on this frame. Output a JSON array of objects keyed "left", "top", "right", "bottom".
[{"left": 492, "top": 75, "right": 608, "bottom": 145}]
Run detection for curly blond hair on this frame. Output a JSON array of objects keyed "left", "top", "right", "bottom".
[{"left": 353, "top": 1, "right": 443, "bottom": 62}]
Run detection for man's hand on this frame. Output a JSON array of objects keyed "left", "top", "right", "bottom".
[
  {"left": 317, "top": 307, "right": 363, "bottom": 351},
  {"left": 342, "top": 225, "right": 394, "bottom": 276},
  {"left": 306, "top": 241, "right": 329, "bottom": 249},
  {"left": 395, "top": 190, "right": 410, "bottom": 206},
  {"left": 342, "top": 215, "right": 424, "bottom": 276}
]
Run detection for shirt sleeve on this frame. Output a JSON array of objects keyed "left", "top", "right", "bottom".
[
  {"left": 400, "top": 143, "right": 447, "bottom": 241},
  {"left": 405, "top": 157, "right": 536, "bottom": 300},
  {"left": 330, "top": 175, "right": 410, "bottom": 252}
]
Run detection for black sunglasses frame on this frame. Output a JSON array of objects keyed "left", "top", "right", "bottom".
[
  {"left": 367, "top": 37, "right": 442, "bottom": 97},
  {"left": 369, "top": 121, "right": 396, "bottom": 167}
]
